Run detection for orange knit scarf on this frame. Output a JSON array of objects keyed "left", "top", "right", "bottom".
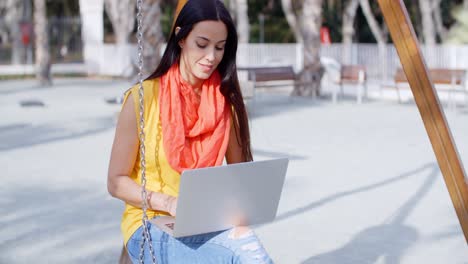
[{"left": 159, "top": 64, "right": 231, "bottom": 173}]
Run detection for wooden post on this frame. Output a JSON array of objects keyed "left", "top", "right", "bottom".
[{"left": 377, "top": 0, "right": 468, "bottom": 243}]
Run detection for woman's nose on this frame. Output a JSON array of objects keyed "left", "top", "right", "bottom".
[{"left": 205, "top": 48, "right": 216, "bottom": 62}]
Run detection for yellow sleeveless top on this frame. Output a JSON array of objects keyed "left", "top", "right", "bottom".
[{"left": 120, "top": 79, "right": 180, "bottom": 245}]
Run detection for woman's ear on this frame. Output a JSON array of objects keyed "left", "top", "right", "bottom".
[
  {"left": 175, "top": 27, "right": 184, "bottom": 48},
  {"left": 178, "top": 39, "right": 185, "bottom": 49}
]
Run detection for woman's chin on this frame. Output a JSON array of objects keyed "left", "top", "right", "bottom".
[{"left": 195, "top": 71, "right": 213, "bottom": 80}]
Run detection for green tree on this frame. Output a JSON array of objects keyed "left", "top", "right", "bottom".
[
  {"left": 445, "top": 3, "right": 468, "bottom": 44},
  {"left": 249, "top": 0, "right": 295, "bottom": 43}
]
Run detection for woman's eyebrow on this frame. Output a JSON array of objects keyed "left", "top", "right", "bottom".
[{"left": 196, "top": 36, "right": 227, "bottom": 43}]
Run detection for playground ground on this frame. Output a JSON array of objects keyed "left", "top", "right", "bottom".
[{"left": 1, "top": 78, "right": 468, "bottom": 263}]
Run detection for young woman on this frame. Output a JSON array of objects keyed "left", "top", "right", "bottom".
[{"left": 107, "top": 0, "right": 273, "bottom": 263}]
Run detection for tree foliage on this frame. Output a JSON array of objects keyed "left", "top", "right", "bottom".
[
  {"left": 446, "top": 4, "right": 468, "bottom": 44},
  {"left": 3, "top": 0, "right": 468, "bottom": 46}
]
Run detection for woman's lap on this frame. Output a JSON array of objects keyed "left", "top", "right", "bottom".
[{"left": 126, "top": 221, "right": 273, "bottom": 264}]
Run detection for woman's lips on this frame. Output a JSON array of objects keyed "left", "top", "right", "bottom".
[{"left": 199, "top": 63, "right": 213, "bottom": 72}]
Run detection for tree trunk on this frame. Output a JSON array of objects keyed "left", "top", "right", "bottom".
[
  {"left": 359, "top": 0, "right": 385, "bottom": 44},
  {"left": 342, "top": 0, "right": 359, "bottom": 64},
  {"left": 22, "top": 0, "right": 33, "bottom": 64},
  {"left": 432, "top": 0, "right": 447, "bottom": 41},
  {"left": 280, "top": 0, "right": 303, "bottom": 43},
  {"left": 104, "top": 0, "right": 134, "bottom": 45},
  {"left": 5, "top": 0, "right": 23, "bottom": 64},
  {"left": 141, "top": 0, "right": 165, "bottom": 77},
  {"left": 359, "top": 0, "right": 387, "bottom": 79},
  {"left": 419, "top": 0, "right": 436, "bottom": 45},
  {"left": 33, "top": 0, "right": 51, "bottom": 85},
  {"left": 292, "top": 0, "right": 324, "bottom": 97},
  {"left": 0, "top": 28, "right": 8, "bottom": 45},
  {"left": 0, "top": 2, "right": 9, "bottom": 43},
  {"left": 235, "top": 0, "right": 249, "bottom": 43}
]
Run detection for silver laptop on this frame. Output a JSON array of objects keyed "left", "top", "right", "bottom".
[{"left": 149, "top": 158, "right": 289, "bottom": 237}]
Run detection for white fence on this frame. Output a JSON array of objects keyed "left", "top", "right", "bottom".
[
  {"left": 238, "top": 43, "right": 468, "bottom": 81},
  {"left": 2, "top": 43, "right": 468, "bottom": 79},
  {"left": 237, "top": 43, "right": 304, "bottom": 73},
  {"left": 322, "top": 44, "right": 468, "bottom": 80}
]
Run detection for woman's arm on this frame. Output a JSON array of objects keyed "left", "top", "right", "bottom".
[
  {"left": 225, "top": 114, "right": 245, "bottom": 164},
  {"left": 107, "top": 93, "right": 176, "bottom": 215}
]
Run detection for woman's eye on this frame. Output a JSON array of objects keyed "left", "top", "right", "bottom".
[
  {"left": 196, "top": 43, "right": 207, "bottom": 49},
  {"left": 215, "top": 46, "right": 225, "bottom": 51}
]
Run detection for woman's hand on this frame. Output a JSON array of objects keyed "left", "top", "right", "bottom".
[
  {"left": 148, "top": 193, "right": 178, "bottom": 216},
  {"left": 165, "top": 196, "right": 178, "bottom": 216}
]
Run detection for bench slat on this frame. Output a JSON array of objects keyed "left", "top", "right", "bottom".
[
  {"left": 239, "top": 66, "right": 296, "bottom": 82},
  {"left": 338, "top": 65, "right": 366, "bottom": 84},
  {"left": 395, "top": 68, "right": 466, "bottom": 85}
]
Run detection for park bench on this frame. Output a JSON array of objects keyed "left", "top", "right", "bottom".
[
  {"left": 237, "top": 66, "right": 296, "bottom": 100},
  {"left": 244, "top": 66, "right": 296, "bottom": 86},
  {"left": 333, "top": 64, "right": 367, "bottom": 104},
  {"left": 394, "top": 68, "right": 467, "bottom": 109}
]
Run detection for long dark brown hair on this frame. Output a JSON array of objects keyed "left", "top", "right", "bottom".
[{"left": 146, "top": 0, "right": 252, "bottom": 161}]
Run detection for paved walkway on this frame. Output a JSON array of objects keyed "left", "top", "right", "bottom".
[{"left": 1, "top": 78, "right": 468, "bottom": 263}]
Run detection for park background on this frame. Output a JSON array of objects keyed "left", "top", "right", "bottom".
[{"left": 2, "top": 0, "right": 468, "bottom": 263}]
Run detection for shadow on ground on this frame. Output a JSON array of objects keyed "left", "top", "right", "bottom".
[
  {"left": 253, "top": 148, "right": 308, "bottom": 161},
  {"left": 0, "top": 78, "right": 130, "bottom": 95},
  {"left": 247, "top": 93, "right": 326, "bottom": 119},
  {"left": 0, "top": 184, "right": 123, "bottom": 263},
  {"left": 0, "top": 116, "right": 115, "bottom": 151},
  {"left": 300, "top": 163, "right": 449, "bottom": 264},
  {"left": 272, "top": 163, "right": 436, "bottom": 224}
]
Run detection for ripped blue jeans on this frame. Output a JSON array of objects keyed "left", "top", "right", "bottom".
[{"left": 126, "top": 220, "right": 273, "bottom": 264}]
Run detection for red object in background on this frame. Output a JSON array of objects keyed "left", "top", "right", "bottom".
[
  {"left": 320, "top": 27, "right": 331, "bottom": 44},
  {"left": 20, "top": 22, "right": 33, "bottom": 45}
]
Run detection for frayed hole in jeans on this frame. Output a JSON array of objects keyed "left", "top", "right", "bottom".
[
  {"left": 228, "top": 227, "right": 254, "bottom": 239},
  {"left": 241, "top": 242, "right": 261, "bottom": 251},
  {"left": 253, "top": 254, "right": 265, "bottom": 259}
]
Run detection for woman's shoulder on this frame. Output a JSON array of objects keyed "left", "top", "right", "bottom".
[
  {"left": 124, "top": 78, "right": 161, "bottom": 98},
  {"left": 121, "top": 78, "right": 161, "bottom": 113},
  {"left": 120, "top": 78, "right": 161, "bottom": 133}
]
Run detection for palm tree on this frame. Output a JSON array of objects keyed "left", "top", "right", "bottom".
[
  {"left": 433, "top": 0, "right": 447, "bottom": 41},
  {"left": 281, "top": 0, "right": 303, "bottom": 43},
  {"left": 141, "top": 0, "right": 165, "bottom": 77},
  {"left": 281, "top": 0, "right": 324, "bottom": 97},
  {"left": 33, "top": 0, "right": 51, "bottom": 85},
  {"left": 3, "top": 0, "right": 23, "bottom": 64},
  {"left": 358, "top": 0, "right": 387, "bottom": 79},
  {"left": 104, "top": 0, "right": 135, "bottom": 45},
  {"left": 283, "top": 0, "right": 324, "bottom": 97},
  {"left": 231, "top": 0, "right": 250, "bottom": 43},
  {"left": 342, "top": 0, "right": 359, "bottom": 64},
  {"left": 418, "top": 0, "right": 436, "bottom": 45}
]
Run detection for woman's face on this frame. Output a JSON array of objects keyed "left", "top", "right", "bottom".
[{"left": 178, "top": 20, "right": 227, "bottom": 87}]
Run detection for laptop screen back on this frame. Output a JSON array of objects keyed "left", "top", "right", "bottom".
[{"left": 173, "top": 158, "right": 289, "bottom": 237}]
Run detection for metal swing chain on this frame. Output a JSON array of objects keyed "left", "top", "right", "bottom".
[{"left": 136, "top": 0, "right": 157, "bottom": 263}]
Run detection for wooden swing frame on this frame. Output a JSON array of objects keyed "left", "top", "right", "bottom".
[{"left": 378, "top": 0, "right": 468, "bottom": 243}]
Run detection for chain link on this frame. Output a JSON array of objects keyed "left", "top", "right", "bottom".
[{"left": 136, "top": 0, "right": 157, "bottom": 263}]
